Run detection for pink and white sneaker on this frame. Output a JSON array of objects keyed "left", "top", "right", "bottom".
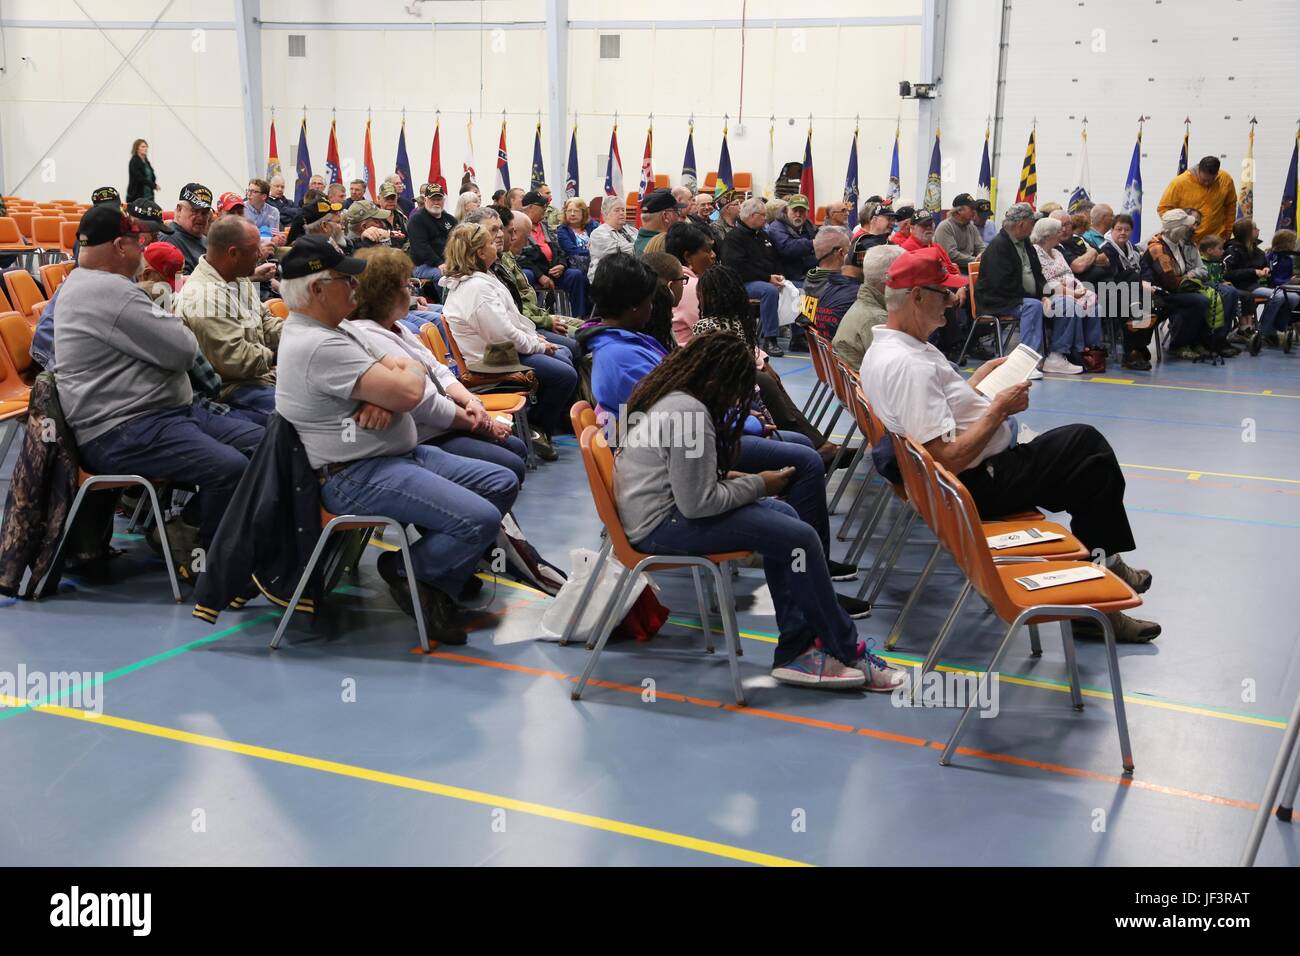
[
  {"left": 854, "top": 648, "right": 907, "bottom": 693},
  {"left": 771, "top": 648, "right": 867, "bottom": 690}
]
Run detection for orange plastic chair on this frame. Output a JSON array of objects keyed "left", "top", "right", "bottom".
[
  {"left": 10, "top": 212, "right": 35, "bottom": 240},
  {"left": 59, "top": 220, "right": 78, "bottom": 257},
  {"left": 0, "top": 309, "right": 37, "bottom": 385},
  {"left": 38, "top": 263, "right": 67, "bottom": 298},
  {"left": 653, "top": 174, "right": 669, "bottom": 190},
  {"left": 31, "top": 216, "right": 64, "bottom": 253},
  {"left": 0, "top": 312, "right": 32, "bottom": 464},
  {"left": 568, "top": 399, "right": 597, "bottom": 437},
  {"left": 418, "top": 321, "right": 525, "bottom": 416},
  {"left": 0, "top": 217, "right": 38, "bottom": 254},
  {"left": 568, "top": 425, "right": 749, "bottom": 704},
  {"left": 702, "top": 171, "right": 718, "bottom": 193},
  {"left": 265, "top": 298, "right": 288, "bottom": 319},
  {"left": 732, "top": 172, "right": 753, "bottom": 192},
  {"left": 928, "top": 457, "right": 1139, "bottom": 770},
  {"left": 2, "top": 270, "right": 47, "bottom": 324},
  {"left": 957, "top": 260, "right": 1014, "bottom": 363}
]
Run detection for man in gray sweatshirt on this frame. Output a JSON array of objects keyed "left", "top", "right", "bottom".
[{"left": 55, "top": 204, "right": 263, "bottom": 550}]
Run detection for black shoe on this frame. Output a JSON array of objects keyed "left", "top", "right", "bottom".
[
  {"left": 1121, "top": 351, "right": 1151, "bottom": 371},
  {"left": 786, "top": 338, "right": 810, "bottom": 354},
  {"left": 1249, "top": 332, "right": 1263, "bottom": 355},
  {"left": 1284, "top": 329, "right": 1295, "bottom": 354},
  {"left": 1071, "top": 612, "right": 1161, "bottom": 644},
  {"left": 376, "top": 552, "right": 469, "bottom": 645},
  {"left": 836, "top": 592, "right": 872, "bottom": 619},
  {"left": 531, "top": 430, "right": 559, "bottom": 462},
  {"left": 969, "top": 343, "right": 995, "bottom": 360},
  {"left": 763, "top": 337, "right": 785, "bottom": 358},
  {"left": 827, "top": 559, "right": 858, "bottom": 582}
]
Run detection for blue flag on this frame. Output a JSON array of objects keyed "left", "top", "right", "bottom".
[
  {"left": 1121, "top": 128, "right": 1144, "bottom": 241},
  {"left": 531, "top": 123, "right": 546, "bottom": 190},
  {"left": 715, "top": 129, "right": 733, "bottom": 197},
  {"left": 1278, "top": 132, "right": 1298, "bottom": 231},
  {"left": 923, "top": 127, "right": 942, "bottom": 213},
  {"left": 565, "top": 127, "right": 580, "bottom": 199},
  {"left": 977, "top": 127, "right": 992, "bottom": 201},
  {"left": 682, "top": 126, "right": 698, "bottom": 192},
  {"left": 886, "top": 127, "right": 900, "bottom": 202},
  {"left": 844, "top": 129, "right": 860, "bottom": 230},
  {"left": 395, "top": 122, "right": 414, "bottom": 214},
  {"left": 293, "top": 118, "right": 313, "bottom": 206}
]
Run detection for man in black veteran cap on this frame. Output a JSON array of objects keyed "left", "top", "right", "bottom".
[
  {"left": 273, "top": 236, "right": 515, "bottom": 645},
  {"left": 633, "top": 187, "right": 684, "bottom": 256},
  {"left": 161, "top": 182, "right": 214, "bottom": 273}
]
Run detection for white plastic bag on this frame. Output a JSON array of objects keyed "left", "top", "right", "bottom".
[
  {"left": 776, "top": 279, "right": 801, "bottom": 327},
  {"left": 538, "top": 547, "right": 654, "bottom": 642}
]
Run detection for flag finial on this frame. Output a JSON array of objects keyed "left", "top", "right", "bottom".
[{"left": 1250, "top": 116, "right": 1258, "bottom": 126}]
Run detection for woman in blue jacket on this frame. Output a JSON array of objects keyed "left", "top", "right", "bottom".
[{"left": 556, "top": 198, "right": 596, "bottom": 277}]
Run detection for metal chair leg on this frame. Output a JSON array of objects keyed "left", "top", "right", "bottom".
[
  {"left": 707, "top": 561, "right": 746, "bottom": 705},
  {"left": 912, "top": 580, "right": 972, "bottom": 703},
  {"left": 717, "top": 562, "right": 743, "bottom": 657},
  {"left": 393, "top": 523, "right": 431, "bottom": 652},
  {"left": 559, "top": 538, "right": 611, "bottom": 646},
  {"left": 846, "top": 482, "right": 893, "bottom": 564},
  {"left": 884, "top": 542, "right": 942, "bottom": 650},
  {"left": 940, "top": 616, "right": 1021, "bottom": 765},
  {"left": 1028, "top": 623, "right": 1042, "bottom": 657},
  {"left": 270, "top": 526, "right": 336, "bottom": 649},
  {"left": 572, "top": 562, "right": 637, "bottom": 699},
  {"left": 800, "top": 380, "right": 827, "bottom": 416},
  {"left": 691, "top": 565, "right": 714, "bottom": 654},
  {"left": 1060, "top": 620, "right": 1083, "bottom": 710},
  {"left": 1241, "top": 673, "right": 1300, "bottom": 864},
  {"left": 855, "top": 505, "right": 911, "bottom": 599},
  {"left": 826, "top": 439, "right": 863, "bottom": 512},
  {"left": 866, "top": 511, "right": 918, "bottom": 604},
  {"left": 836, "top": 468, "right": 877, "bottom": 540}
]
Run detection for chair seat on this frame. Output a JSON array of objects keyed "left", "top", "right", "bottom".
[
  {"left": 479, "top": 393, "right": 525, "bottom": 414},
  {"left": 0, "top": 399, "right": 27, "bottom": 420},
  {"left": 981, "top": 519, "right": 1088, "bottom": 558},
  {"left": 75, "top": 468, "right": 159, "bottom": 490},
  {"left": 618, "top": 549, "right": 751, "bottom": 574},
  {"left": 995, "top": 560, "right": 1140, "bottom": 617},
  {"left": 320, "top": 507, "right": 392, "bottom": 532}
]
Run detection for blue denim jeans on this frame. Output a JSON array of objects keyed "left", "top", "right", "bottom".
[
  {"left": 734, "top": 431, "right": 830, "bottom": 553},
  {"left": 745, "top": 280, "right": 781, "bottom": 339},
  {"left": 1259, "top": 289, "right": 1300, "bottom": 334},
  {"left": 1044, "top": 295, "right": 1101, "bottom": 354},
  {"left": 225, "top": 384, "right": 276, "bottom": 425},
  {"left": 519, "top": 346, "right": 578, "bottom": 437},
  {"left": 426, "top": 431, "right": 529, "bottom": 485},
  {"left": 320, "top": 446, "right": 518, "bottom": 595},
  {"left": 540, "top": 327, "right": 584, "bottom": 362},
  {"left": 635, "top": 498, "right": 860, "bottom": 668},
  {"left": 78, "top": 403, "right": 264, "bottom": 546}
]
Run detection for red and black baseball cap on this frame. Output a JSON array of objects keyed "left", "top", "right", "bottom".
[{"left": 885, "top": 247, "right": 968, "bottom": 290}]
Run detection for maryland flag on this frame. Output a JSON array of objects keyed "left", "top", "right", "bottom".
[
  {"left": 266, "top": 117, "right": 281, "bottom": 179},
  {"left": 1015, "top": 127, "right": 1037, "bottom": 209}
]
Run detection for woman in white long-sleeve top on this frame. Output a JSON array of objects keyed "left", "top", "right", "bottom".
[
  {"left": 613, "top": 333, "right": 905, "bottom": 693},
  {"left": 440, "top": 222, "right": 578, "bottom": 451},
  {"left": 587, "top": 200, "right": 638, "bottom": 282}
]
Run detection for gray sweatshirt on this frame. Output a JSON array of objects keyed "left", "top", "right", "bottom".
[
  {"left": 614, "top": 391, "right": 767, "bottom": 544},
  {"left": 54, "top": 267, "right": 198, "bottom": 445}
]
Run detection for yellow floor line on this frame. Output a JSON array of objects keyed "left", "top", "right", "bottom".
[
  {"left": 1055, "top": 377, "right": 1300, "bottom": 400},
  {"left": 1119, "top": 462, "right": 1300, "bottom": 485},
  {"left": 7, "top": 695, "right": 809, "bottom": 867}
]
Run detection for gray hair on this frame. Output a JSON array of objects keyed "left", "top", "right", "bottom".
[
  {"left": 1049, "top": 210, "right": 1071, "bottom": 225},
  {"left": 863, "top": 244, "right": 905, "bottom": 290},
  {"left": 739, "top": 196, "right": 766, "bottom": 219},
  {"left": 511, "top": 211, "right": 532, "bottom": 231},
  {"left": 465, "top": 206, "right": 501, "bottom": 225},
  {"left": 1031, "top": 216, "right": 1063, "bottom": 244},
  {"left": 884, "top": 285, "right": 912, "bottom": 310},
  {"left": 765, "top": 198, "right": 787, "bottom": 224},
  {"left": 813, "top": 226, "right": 850, "bottom": 258},
  {"left": 303, "top": 216, "right": 334, "bottom": 236},
  {"left": 270, "top": 174, "right": 285, "bottom": 187},
  {"left": 1090, "top": 203, "right": 1114, "bottom": 226},
  {"left": 279, "top": 273, "right": 324, "bottom": 310}
]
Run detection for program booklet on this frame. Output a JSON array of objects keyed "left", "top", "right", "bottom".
[{"left": 975, "top": 343, "right": 1044, "bottom": 397}]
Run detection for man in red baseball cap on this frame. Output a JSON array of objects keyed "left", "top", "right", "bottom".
[{"left": 859, "top": 247, "right": 1159, "bottom": 643}]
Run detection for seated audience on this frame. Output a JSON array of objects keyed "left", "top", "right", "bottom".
[
  {"left": 710, "top": 190, "right": 742, "bottom": 247},
  {"left": 1096, "top": 212, "right": 1158, "bottom": 370},
  {"left": 344, "top": 179, "right": 367, "bottom": 208},
  {"left": 1171, "top": 208, "right": 1241, "bottom": 338},
  {"left": 823, "top": 201, "right": 851, "bottom": 229},
  {"left": 974, "top": 203, "right": 1050, "bottom": 363},
  {"left": 266, "top": 175, "right": 298, "bottom": 225},
  {"left": 325, "top": 182, "right": 347, "bottom": 208},
  {"left": 889, "top": 205, "right": 915, "bottom": 245},
  {"left": 517, "top": 190, "right": 589, "bottom": 318},
  {"left": 1030, "top": 216, "right": 1102, "bottom": 374},
  {"left": 243, "top": 178, "right": 281, "bottom": 239},
  {"left": 1141, "top": 209, "right": 1219, "bottom": 360},
  {"left": 174, "top": 215, "right": 284, "bottom": 422},
  {"left": 377, "top": 182, "right": 408, "bottom": 248},
  {"left": 615, "top": 333, "right": 901, "bottom": 688},
  {"left": 845, "top": 200, "right": 898, "bottom": 280},
  {"left": 665, "top": 222, "right": 718, "bottom": 347},
  {"left": 56, "top": 204, "right": 263, "bottom": 570},
  {"left": 1225, "top": 219, "right": 1295, "bottom": 346},
  {"left": 440, "top": 223, "right": 577, "bottom": 459},
  {"left": 162, "top": 182, "right": 214, "bottom": 273},
  {"left": 767, "top": 195, "right": 818, "bottom": 288},
  {"left": 555, "top": 198, "right": 595, "bottom": 277},
  {"left": 807, "top": 228, "right": 858, "bottom": 341},
  {"left": 498, "top": 210, "right": 579, "bottom": 352},
  {"left": 343, "top": 200, "right": 393, "bottom": 251},
  {"left": 634, "top": 189, "right": 682, "bottom": 256},
  {"left": 348, "top": 247, "right": 528, "bottom": 484},
  {"left": 833, "top": 244, "right": 905, "bottom": 368},
  {"left": 588, "top": 198, "right": 638, "bottom": 280},
  {"left": 933, "top": 193, "right": 986, "bottom": 272},
  {"left": 454, "top": 190, "right": 481, "bottom": 223},
  {"left": 275, "top": 237, "right": 515, "bottom": 642},
  {"left": 720, "top": 196, "right": 787, "bottom": 356},
  {"left": 688, "top": 193, "right": 716, "bottom": 230},
  {"left": 1263, "top": 229, "right": 1299, "bottom": 344},
  {"left": 407, "top": 182, "right": 457, "bottom": 285},
  {"left": 860, "top": 248, "right": 1160, "bottom": 643}
]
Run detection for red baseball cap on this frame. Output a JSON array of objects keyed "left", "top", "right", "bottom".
[
  {"left": 142, "top": 241, "right": 185, "bottom": 289},
  {"left": 217, "top": 191, "right": 246, "bottom": 214},
  {"left": 885, "top": 247, "right": 968, "bottom": 290}
]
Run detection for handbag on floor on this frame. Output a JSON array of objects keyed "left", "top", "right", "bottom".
[
  {"left": 494, "top": 513, "right": 567, "bottom": 596},
  {"left": 1081, "top": 346, "right": 1107, "bottom": 372},
  {"left": 539, "top": 546, "right": 662, "bottom": 643}
]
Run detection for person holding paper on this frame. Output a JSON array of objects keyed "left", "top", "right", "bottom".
[{"left": 860, "top": 248, "right": 1161, "bottom": 643}]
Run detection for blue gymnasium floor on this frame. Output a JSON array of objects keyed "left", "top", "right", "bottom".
[{"left": 1, "top": 350, "right": 1299, "bottom": 866}]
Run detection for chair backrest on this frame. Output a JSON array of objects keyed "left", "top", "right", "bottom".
[
  {"left": 967, "top": 260, "right": 983, "bottom": 318},
  {"left": 0, "top": 218, "right": 27, "bottom": 244},
  {"left": 653, "top": 174, "right": 669, "bottom": 190},
  {"left": 419, "top": 322, "right": 453, "bottom": 368},
  {"left": 930, "top": 460, "right": 1016, "bottom": 617},
  {"left": 265, "top": 298, "right": 288, "bottom": 319},
  {"left": 3, "top": 270, "right": 45, "bottom": 318},
  {"left": 703, "top": 171, "right": 718, "bottom": 192},
  {"left": 804, "top": 326, "right": 832, "bottom": 388},
  {"left": 10, "top": 212, "right": 35, "bottom": 239},
  {"left": 895, "top": 435, "right": 944, "bottom": 537},
  {"left": 439, "top": 319, "right": 469, "bottom": 372},
  {"left": 589, "top": 196, "right": 603, "bottom": 222},
  {"left": 32, "top": 217, "right": 63, "bottom": 245},
  {"left": 59, "top": 220, "right": 77, "bottom": 254},
  {"left": 569, "top": 399, "right": 597, "bottom": 437},
  {"left": 578, "top": 424, "right": 642, "bottom": 568},
  {"left": 38, "top": 263, "right": 66, "bottom": 297},
  {"left": 0, "top": 310, "right": 34, "bottom": 380}
]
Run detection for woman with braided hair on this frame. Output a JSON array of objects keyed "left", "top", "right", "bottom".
[{"left": 615, "top": 334, "right": 904, "bottom": 692}]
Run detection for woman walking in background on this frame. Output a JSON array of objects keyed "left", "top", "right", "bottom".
[{"left": 127, "top": 139, "right": 158, "bottom": 203}]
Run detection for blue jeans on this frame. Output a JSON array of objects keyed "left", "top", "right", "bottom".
[
  {"left": 745, "top": 280, "right": 781, "bottom": 339},
  {"left": 635, "top": 498, "right": 860, "bottom": 668},
  {"left": 427, "top": 431, "right": 529, "bottom": 485},
  {"left": 519, "top": 346, "right": 578, "bottom": 437},
  {"left": 540, "top": 328, "right": 584, "bottom": 362},
  {"left": 321, "top": 446, "right": 518, "bottom": 595},
  {"left": 412, "top": 264, "right": 442, "bottom": 282},
  {"left": 1216, "top": 283, "right": 1239, "bottom": 325},
  {"left": 78, "top": 404, "right": 264, "bottom": 547},
  {"left": 734, "top": 431, "right": 830, "bottom": 553},
  {"left": 226, "top": 384, "right": 276, "bottom": 425},
  {"left": 1017, "top": 297, "right": 1047, "bottom": 353},
  {"left": 1259, "top": 289, "right": 1300, "bottom": 334},
  {"left": 1043, "top": 295, "right": 1100, "bottom": 354}
]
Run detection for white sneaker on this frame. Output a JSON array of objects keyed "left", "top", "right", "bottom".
[
  {"left": 1042, "top": 352, "right": 1083, "bottom": 374},
  {"left": 1027, "top": 367, "right": 1044, "bottom": 380},
  {"left": 772, "top": 648, "right": 867, "bottom": 690},
  {"left": 853, "top": 650, "right": 908, "bottom": 693}
]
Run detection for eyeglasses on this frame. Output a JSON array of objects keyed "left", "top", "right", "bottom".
[
  {"left": 918, "top": 284, "right": 957, "bottom": 300},
  {"left": 669, "top": 275, "right": 687, "bottom": 285}
]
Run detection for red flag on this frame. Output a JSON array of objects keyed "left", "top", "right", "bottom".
[
  {"left": 495, "top": 120, "right": 511, "bottom": 192},
  {"left": 363, "top": 119, "right": 377, "bottom": 200},
  {"left": 428, "top": 120, "right": 446, "bottom": 194},
  {"left": 799, "top": 127, "right": 816, "bottom": 210},
  {"left": 266, "top": 119, "right": 280, "bottom": 179},
  {"left": 637, "top": 126, "right": 654, "bottom": 227},
  {"left": 325, "top": 119, "right": 342, "bottom": 184}
]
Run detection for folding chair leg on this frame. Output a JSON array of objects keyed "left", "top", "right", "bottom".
[
  {"left": 559, "top": 538, "right": 611, "bottom": 646},
  {"left": 807, "top": 388, "right": 835, "bottom": 430},
  {"left": 394, "top": 525, "right": 431, "bottom": 652},
  {"left": 846, "top": 482, "right": 893, "bottom": 564},
  {"left": 866, "top": 511, "right": 918, "bottom": 604},
  {"left": 820, "top": 406, "right": 844, "bottom": 442},
  {"left": 836, "top": 468, "right": 877, "bottom": 540},
  {"left": 940, "top": 616, "right": 1021, "bottom": 765},
  {"left": 1096, "top": 609, "right": 1135, "bottom": 773},
  {"left": 691, "top": 565, "right": 714, "bottom": 653},
  {"left": 912, "top": 580, "right": 972, "bottom": 702},
  {"left": 884, "top": 541, "right": 942, "bottom": 650},
  {"left": 1028, "top": 623, "right": 1042, "bottom": 657},
  {"left": 855, "top": 504, "right": 910, "bottom": 599},
  {"left": 270, "top": 526, "right": 336, "bottom": 649},
  {"left": 800, "top": 381, "right": 827, "bottom": 416},
  {"left": 826, "top": 434, "right": 862, "bottom": 510},
  {"left": 957, "top": 317, "right": 981, "bottom": 365},
  {"left": 1278, "top": 736, "right": 1300, "bottom": 823},
  {"left": 824, "top": 421, "right": 857, "bottom": 488},
  {"left": 708, "top": 561, "right": 746, "bottom": 705},
  {"left": 514, "top": 407, "right": 539, "bottom": 470},
  {"left": 1242, "top": 684, "right": 1300, "bottom": 864},
  {"left": 717, "top": 561, "right": 742, "bottom": 657},
  {"left": 572, "top": 563, "right": 636, "bottom": 699},
  {"left": 142, "top": 481, "right": 183, "bottom": 603},
  {"left": 34, "top": 480, "right": 95, "bottom": 597},
  {"left": 1060, "top": 620, "right": 1084, "bottom": 710},
  {"left": 125, "top": 492, "right": 149, "bottom": 533}
]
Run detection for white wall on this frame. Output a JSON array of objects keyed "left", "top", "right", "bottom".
[{"left": 3, "top": 0, "right": 1298, "bottom": 238}]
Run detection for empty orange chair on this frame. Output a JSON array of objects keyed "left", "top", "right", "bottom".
[
  {"left": 568, "top": 400, "right": 597, "bottom": 437},
  {"left": 10, "top": 212, "right": 35, "bottom": 240},
  {"left": 31, "top": 216, "right": 63, "bottom": 251},
  {"left": 59, "top": 221, "right": 77, "bottom": 256},
  {"left": 653, "top": 174, "right": 669, "bottom": 190},
  {"left": 2, "top": 270, "right": 47, "bottom": 324},
  {"left": 0, "top": 310, "right": 35, "bottom": 386},
  {"left": 265, "top": 298, "right": 288, "bottom": 319},
  {"left": 702, "top": 171, "right": 718, "bottom": 192},
  {"left": 39, "top": 263, "right": 67, "bottom": 298},
  {"left": 0, "top": 314, "right": 31, "bottom": 463},
  {"left": 0, "top": 218, "right": 37, "bottom": 254},
  {"left": 732, "top": 172, "right": 753, "bottom": 192}
]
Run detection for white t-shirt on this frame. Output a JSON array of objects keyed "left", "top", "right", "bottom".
[
  {"left": 860, "top": 327, "right": 1011, "bottom": 468},
  {"left": 275, "top": 313, "right": 419, "bottom": 469}
]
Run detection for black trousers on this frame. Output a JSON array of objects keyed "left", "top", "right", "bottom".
[
  {"left": 756, "top": 367, "right": 825, "bottom": 446},
  {"left": 1162, "top": 292, "right": 1211, "bottom": 349},
  {"left": 958, "top": 423, "right": 1136, "bottom": 557}
]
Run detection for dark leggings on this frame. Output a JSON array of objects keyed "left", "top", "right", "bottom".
[{"left": 755, "top": 367, "right": 825, "bottom": 447}]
